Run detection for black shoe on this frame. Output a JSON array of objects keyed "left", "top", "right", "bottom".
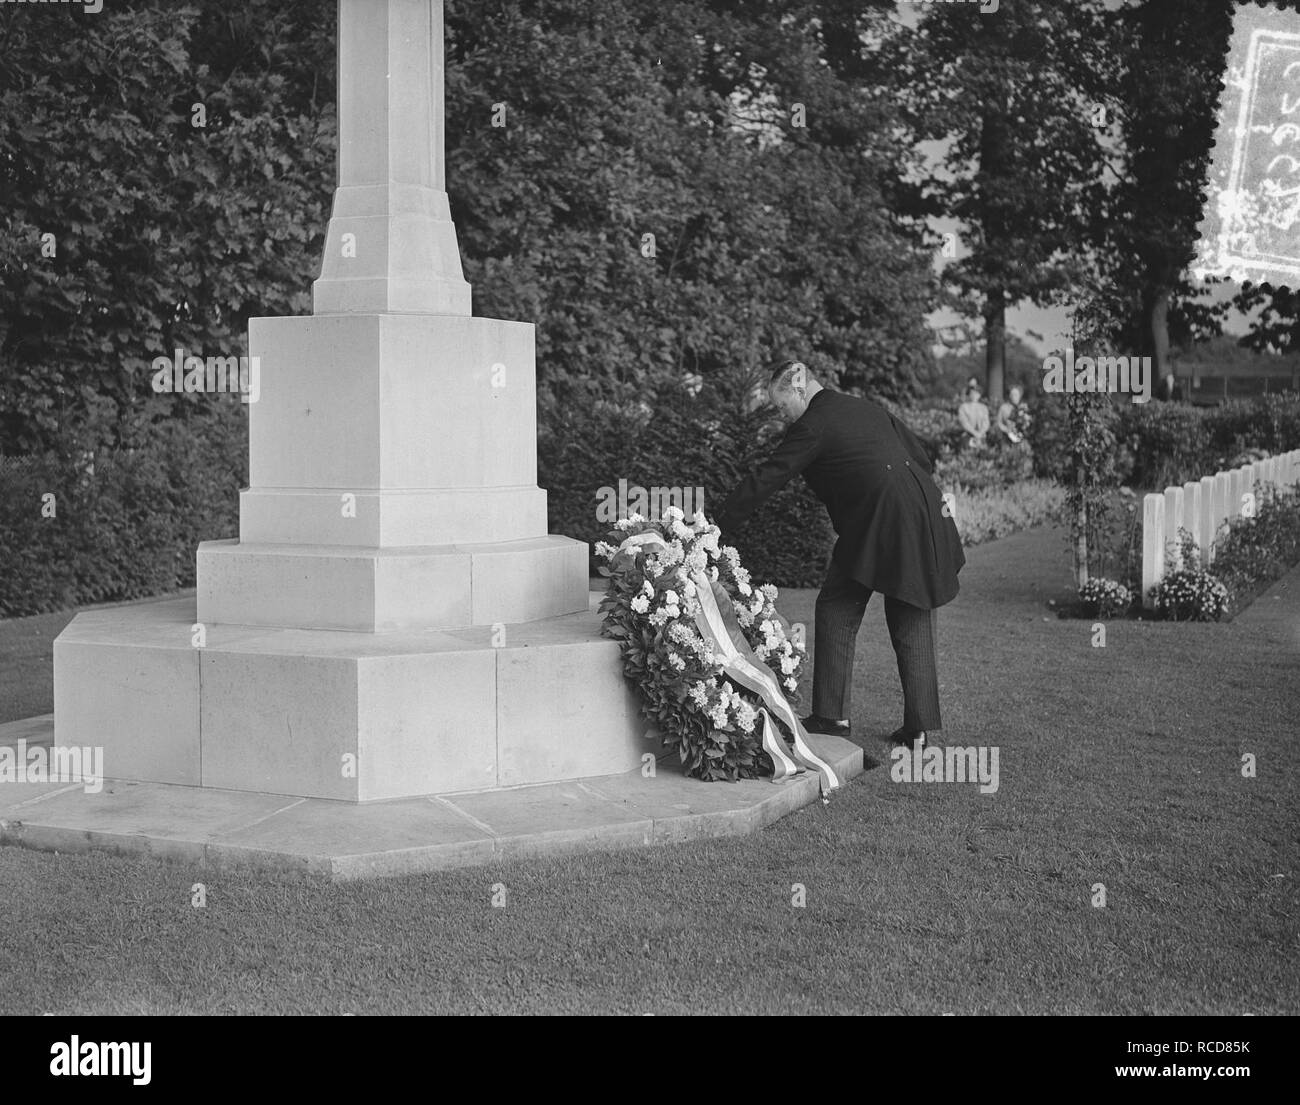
[
  {"left": 800, "top": 714, "right": 851, "bottom": 737},
  {"left": 888, "top": 727, "right": 927, "bottom": 749}
]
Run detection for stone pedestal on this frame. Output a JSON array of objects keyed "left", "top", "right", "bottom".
[
  {"left": 56, "top": 597, "right": 653, "bottom": 802},
  {"left": 50, "top": 0, "right": 648, "bottom": 805},
  {"left": 194, "top": 311, "right": 589, "bottom": 631}
]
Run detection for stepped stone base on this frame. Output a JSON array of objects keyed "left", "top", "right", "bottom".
[
  {"left": 53, "top": 594, "right": 658, "bottom": 802},
  {"left": 196, "top": 535, "right": 589, "bottom": 632}
]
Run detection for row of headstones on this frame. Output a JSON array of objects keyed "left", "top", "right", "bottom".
[{"left": 1140, "top": 449, "right": 1300, "bottom": 608}]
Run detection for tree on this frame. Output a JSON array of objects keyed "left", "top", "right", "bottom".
[
  {"left": 445, "top": 0, "right": 936, "bottom": 407},
  {"left": 1095, "top": 0, "right": 1234, "bottom": 398},
  {"left": 0, "top": 0, "right": 336, "bottom": 452},
  {"left": 888, "top": 0, "right": 1113, "bottom": 404},
  {"left": 1, "top": 0, "right": 936, "bottom": 451}
]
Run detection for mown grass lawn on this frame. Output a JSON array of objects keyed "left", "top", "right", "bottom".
[{"left": 0, "top": 525, "right": 1296, "bottom": 1014}]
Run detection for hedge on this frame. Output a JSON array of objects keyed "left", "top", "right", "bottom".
[
  {"left": 0, "top": 406, "right": 246, "bottom": 619},
  {"left": 1024, "top": 391, "right": 1300, "bottom": 490},
  {"left": 539, "top": 390, "right": 835, "bottom": 588}
]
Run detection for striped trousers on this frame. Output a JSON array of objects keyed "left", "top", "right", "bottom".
[{"left": 811, "top": 558, "right": 942, "bottom": 731}]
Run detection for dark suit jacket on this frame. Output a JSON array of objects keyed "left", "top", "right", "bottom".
[{"left": 714, "top": 389, "right": 964, "bottom": 609}]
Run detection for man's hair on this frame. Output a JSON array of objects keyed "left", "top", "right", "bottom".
[{"left": 768, "top": 359, "right": 818, "bottom": 394}]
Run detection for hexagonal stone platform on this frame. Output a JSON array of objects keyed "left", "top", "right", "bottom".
[{"left": 0, "top": 715, "right": 862, "bottom": 881}]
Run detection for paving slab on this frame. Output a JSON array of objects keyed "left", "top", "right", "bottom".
[{"left": 0, "top": 713, "right": 863, "bottom": 880}]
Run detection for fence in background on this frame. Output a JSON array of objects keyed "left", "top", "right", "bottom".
[{"left": 1141, "top": 450, "right": 1300, "bottom": 607}]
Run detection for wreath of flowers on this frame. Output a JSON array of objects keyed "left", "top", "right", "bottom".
[{"left": 595, "top": 507, "right": 807, "bottom": 782}]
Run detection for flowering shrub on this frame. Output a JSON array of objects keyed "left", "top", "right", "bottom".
[
  {"left": 1151, "top": 568, "right": 1229, "bottom": 622},
  {"left": 1078, "top": 577, "right": 1133, "bottom": 619},
  {"left": 596, "top": 507, "right": 807, "bottom": 782},
  {"left": 1210, "top": 482, "right": 1300, "bottom": 612},
  {"left": 1150, "top": 531, "right": 1228, "bottom": 621}
]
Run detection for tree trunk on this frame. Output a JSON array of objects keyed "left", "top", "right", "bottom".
[
  {"left": 1149, "top": 285, "right": 1174, "bottom": 400},
  {"left": 1074, "top": 485, "right": 1089, "bottom": 589},
  {"left": 977, "top": 84, "right": 1009, "bottom": 405},
  {"left": 985, "top": 294, "right": 1006, "bottom": 404}
]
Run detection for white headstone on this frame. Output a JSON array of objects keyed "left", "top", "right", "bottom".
[
  {"left": 1183, "top": 481, "right": 1203, "bottom": 564},
  {"left": 1164, "top": 486, "right": 1185, "bottom": 569},
  {"left": 1142, "top": 493, "right": 1165, "bottom": 609},
  {"left": 1199, "top": 475, "right": 1216, "bottom": 565}
]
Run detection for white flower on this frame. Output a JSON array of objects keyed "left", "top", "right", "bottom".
[
  {"left": 737, "top": 580, "right": 752, "bottom": 597},
  {"left": 630, "top": 595, "right": 649, "bottom": 614},
  {"left": 692, "top": 510, "right": 707, "bottom": 528},
  {"left": 685, "top": 547, "right": 708, "bottom": 572},
  {"left": 663, "top": 505, "right": 685, "bottom": 523},
  {"left": 683, "top": 579, "right": 697, "bottom": 599},
  {"left": 761, "top": 584, "right": 777, "bottom": 602},
  {"left": 735, "top": 700, "right": 757, "bottom": 733},
  {"left": 667, "top": 652, "right": 686, "bottom": 671},
  {"left": 670, "top": 519, "right": 692, "bottom": 540},
  {"left": 783, "top": 677, "right": 798, "bottom": 693},
  {"left": 683, "top": 597, "right": 700, "bottom": 617},
  {"left": 640, "top": 580, "right": 655, "bottom": 598},
  {"left": 735, "top": 606, "right": 754, "bottom": 627},
  {"left": 779, "top": 654, "right": 797, "bottom": 675},
  {"left": 665, "top": 590, "right": 679, "bottom": 606},
  {"left": 595, "top": 541, "right": 616, "bottom": 559},
  {"left": 689, "top": 683, "right": 709, "bottom": 707},
  {"left": 700, "top": 529, "right": 720, "bottom": 555}
]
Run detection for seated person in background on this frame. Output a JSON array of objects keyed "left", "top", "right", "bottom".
[
  {"left": 996, "top": 385, "right": 1027, "bottom": 445},
  {"left": 957, "top": 383, "right": 990, "bottom": 447}
]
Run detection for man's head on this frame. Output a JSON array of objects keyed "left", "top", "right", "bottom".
[
  {"left": 767, "top": 360, "right": 822, "bottom": 423},
  {"left": 1008, "top": 385, "right": 1023, "bottom": 404}
]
